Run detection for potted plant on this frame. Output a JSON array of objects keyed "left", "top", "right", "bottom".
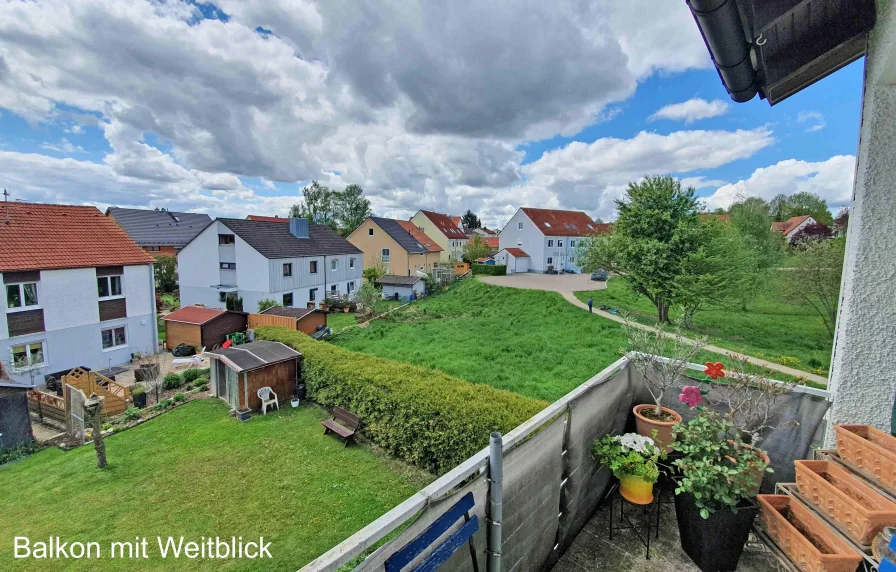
[
  {"left": 592, "top": 433, "right": 661, "bottom": 504},
  {"left": 624, "top": 317, "right": 705, "bottom": 450},
  {"left": 671, "top": 408, "right": 766, "bottom": 572},
  {"left": 130, "top": 384, "right": 147, "bottom": 409}
]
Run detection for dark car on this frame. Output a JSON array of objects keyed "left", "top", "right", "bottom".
[{"left": 591, "top": 269, "right": 608, "bottom": 281}]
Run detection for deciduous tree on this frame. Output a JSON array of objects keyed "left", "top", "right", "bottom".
[
  {"left": 336, "top": 184, "right": 372, "bottom": 235},
  {"left": 153, "top": 256, "right": 178, "bottom": 293},
  {"left": 782, "top": 237, "right": 845, "bottom": 337},
  {"left": 463, "top": 235, "right": 492, "bottom": 263}
]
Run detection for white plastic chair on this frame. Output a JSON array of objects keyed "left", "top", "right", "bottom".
[{"left": 257, "top": 386, "right": 279, "bottom": 415}]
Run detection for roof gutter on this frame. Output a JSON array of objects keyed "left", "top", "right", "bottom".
[{"left": 687, "top": 0, "right": 758, "bottom": 103}]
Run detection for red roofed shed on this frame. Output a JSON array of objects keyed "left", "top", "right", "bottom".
[{"left": 162, "top": 305, "right": 248, "bottom": 351}]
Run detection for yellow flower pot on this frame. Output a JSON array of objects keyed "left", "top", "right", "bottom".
[{"left": 620, "top": 474, "right": 654, "bottom": 505}]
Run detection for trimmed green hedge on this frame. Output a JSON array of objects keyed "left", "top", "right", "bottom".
[
  {"left": 472, "top": 264, "right": 507, "bottom": 276},
  {"left": 255, "top": 326, "right": 546, "bottom": 473}
]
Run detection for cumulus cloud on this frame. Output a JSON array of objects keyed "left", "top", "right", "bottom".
[
  {"left": 649, "top": 98, "right": 729, "bottom": 123},
  {"left": 703, "top": 156, "right": 856, "bottom": 211},
  {"left": 797, "top": 111, "right": 826, "bottom": 133}
]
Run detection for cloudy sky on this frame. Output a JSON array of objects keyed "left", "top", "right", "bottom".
[{"left": 0, "top": 0, "right": 861, "bottom": 228}]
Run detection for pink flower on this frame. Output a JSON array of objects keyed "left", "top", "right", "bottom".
[{"left": 679, "top": 385, "right": 703, "bottom": 408}]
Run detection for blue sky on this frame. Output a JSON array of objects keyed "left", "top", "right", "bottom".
[{"left": 0, "top": 0, "right": 862, "bottom": 227}]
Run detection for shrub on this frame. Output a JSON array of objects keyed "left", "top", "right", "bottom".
[
  {"left": 173, "top": 393, "right": 186, "bottom": 403},
  {"left": 190, "top": 376, "right": 209, "bottom": 389},
  {"left": 471, "top": 264, "right": 507, "bottom": 276},
  {"left": 182, "top": 369, "right": 203, "bottom": 383},
  {"left": 0, "top": 442, "right": 42, "bottom": 466},
  {"left": 197, "top": 384, "right": 209, "bottom": 392},
  {"left": 255, "top": 326, "right": 546, "bottom": 473},
  {"left": 152, "top": 398, "right": 174, "bottom": 411},
  {"left": 162, "top": 373, "right": 182, "bottom": 390},
  {"left": 121, "top": 407, "right": 142, "bottom": 423},
  {"left": 130, "top": 384, "right": 146, "bottom": 397}
]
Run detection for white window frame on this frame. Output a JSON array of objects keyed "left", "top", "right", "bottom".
[
  {"left": 348, "top": 281, "right": 355, "bottom": 293},
  {"left": 310, "top": 260, "right": 318, "bottom": 274},
  {"left": 547, "top": 257, "right": 553, "bottom": 265},
  {"left": 330, "top": 284, "right": 337, "bottom": 293},
  {"left": 349, "top": 257, "right": 355, "bottom": 269},
  {"left": 219, "top": 262, "right": 236, "bottom": 270},
  {"left": 381, "top": 248, "right": 390, "bottom": 263},
  {"left": 97, "top": 275, "right": 123, "bottom": 300},
  {"left": 283, "top": 263, "right": 292, "bottom": 277},
  {"left": 558, "top": 240, "right": 564, "bottom": 248},
  {"left": 6, "top": 282, "right": 40, "bottom": 313},
  {"left": 100, "top": 325, "right": 128, "bottom": 351},
  {"left": 368, "top": 228, "right": 374, "bottom": 236},
  {"left": 331, "top": 259, "right": 338, "bottom": 272},
  {"left": 10, "top": 340, "right": 47, "bottom": 372},
  {"left": 218, "top": 234, "right": 235, "bottom": 245},
  {"left": 282, "top": 292, "right": 294, "bottom": 307},
  {"left": 219, "top": 292, "right": 227, "bottom": 303},
  {"left": 570, "top": 240, "right": 576, "bottom": 247},
  {"left": 548, "top": 240, "right": 553, "bottom": 247},
  {"left": 146, "top": 246, "right": 161, "bottom": 252},
  {"left": 518, "top": 222, "right": 523, "bottom": 230},
  {"left": 309, "top": 288, "right": 318, "bottom": 302}
]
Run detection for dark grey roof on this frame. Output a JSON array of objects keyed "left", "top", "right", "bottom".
[
  {"left": 370, "top": 217, "right": 427, "bottom": 254},
  {"left": 260, "top": 306, "right": 317, "bottom": 319},
  {"left": 204, "top": 340, "right": 300, "bottom": 372},
  {"left": 219, "top": 219, "right": 362, "bottom": 259},
  {"left": 377, "top": 275, "right": 423, "bottom": 286},
  {"left": 106, "top": 207, "right": 212, "bottom": 247}
]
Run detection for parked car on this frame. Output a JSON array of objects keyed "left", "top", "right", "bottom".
[{"left": 591, "top": 269, "right": 608, "bottom": 281}]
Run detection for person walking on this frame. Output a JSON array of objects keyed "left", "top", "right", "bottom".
[{"left": 587, "top": 296, "right": 593, "bottom": 313}]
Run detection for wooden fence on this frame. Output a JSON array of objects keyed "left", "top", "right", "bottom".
[
  {"left": 248, "top": 313, "right": 297, "bottom": 331},
  {"left": 26, "top": 389, "right": 67, "bottom": 425},
  {"left": 63, "top": 368, "right": 131, "bottom": 415}
]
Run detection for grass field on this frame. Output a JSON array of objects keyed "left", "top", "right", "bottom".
[
  {"left": 575, "top": 277, "right": 833, "bottom": 375},
  {"left": 332, "top": 279, "right": 799, "bottom": 402},
  {"left": 327, "top": 300, "right": 404, "bottom": 333},
  {"left": 0, "top": 400, "right": 430, "bottom": 571}
]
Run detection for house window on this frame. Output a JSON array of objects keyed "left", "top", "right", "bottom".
[
  {"left": 381, "top": 248, "right": 390, "bottom": 263},
  {"left": 146, "top": 246, "right": 161, "bottom": 252},
  {"left": 547, "top": 257, "right": 553, "bottom": 265},
  {"left": 218, "top": 234, "right": 235, "bottom": 245},
  {"left": 570, "top": 240, "right": 576, "bottom": 247},
  {"left": 101, "top": 326, "right": 127, "bottom": 350},
  {"left": 548, "top": 240, "right": 553, "bottom": 247},
  {"left": 11, "top": 341, "right": 46, "bottom": 371},
  {"left": 283, "top": 263, "right": 292, "bottom": 277},
  {"left": 516, "top": 238, "right": 522, "bottom": 246},
  {"left": 348, "top": 281, "right": 355, "bottom": 292},
  {"left": 518, "top": 222, "right": 523, "bottom": 230},
  {"left": 283, "top": 293, "right": 293, "bottom": 307},
  {"left": 558, "top": 240, "right": 564, "bottom": 248},
  {"left": 330, "top": 284, "right": 337, "bottom": 293},
  {"left": 331, "top": 259, "right": 338, "bottom": 271},
  {"left": 309, "top": 288, "right": 318, "bottom": 302},
  {"left": 219, "top": 292, "right": 227, "bottom": 303},
  {"left": 349, "top": 257, "right": 355, "bottom": 269},
  {"left": 310, "top": 261, "right": 318, "bottom": 274},
  {"left": 6, "top": 282, "right": 39, "bottom": 310},
  {"left": 368, "top": 228, "right": 374, "bottom": 236},
  {"left": 97, "top": 275, "right": 122, "bottom": 298},
  {"left": 219, "top": 262, "right": 236, "bottom": 270}
]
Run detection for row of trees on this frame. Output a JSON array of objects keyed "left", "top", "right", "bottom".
[{"left": 578, "top": 176, "right": 844, "bottom": 337}]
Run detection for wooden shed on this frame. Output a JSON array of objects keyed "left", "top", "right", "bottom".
[
  {"left": 205, "top": 341, "right": 302, "bottom": 412},
  {"left": 163, "top": 305, "right": 248, "bottom": 351},
  {"left": 255, "top": 306, "right": 328, "bottom": 335}
]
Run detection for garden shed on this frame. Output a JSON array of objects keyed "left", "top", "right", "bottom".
[
  {"left": 163, "top": 305, "right": 248, "bottom": 351},
  {"left": 205, "top": 341, "right": 302, "bottom": 412},
  {"left": 494, "top": 248, "right": 530, "bottom": 274},
  {"left": 377, "top": 275, "right": 425, "bottom": 300},
  {"left": 256, "top": 306, "right": 328, "bottom": 335}
]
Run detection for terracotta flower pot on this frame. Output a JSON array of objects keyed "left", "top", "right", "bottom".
[
  {"left": 794, "top": 460, "right": 896, "bottom": 545},
  {"left": 758, "top": 495, "right": 862, "bottom": 572},
  {"left": 835, "top": 425, "right": 896, "bottom": 495},
  {"left": 620, "top": 474, "right": 654, "bottom": 505},
  {"left": 728, "top": 440, "right": 771, "bottom": 495},
  {"left": 633, "top": 404, "right": 681, "bottom": 452}
]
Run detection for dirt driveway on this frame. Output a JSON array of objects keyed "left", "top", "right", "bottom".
[{"left": 479, "top": 272, "right": 606, "bottom": 294}]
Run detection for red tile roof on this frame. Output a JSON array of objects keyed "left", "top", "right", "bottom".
[
  {"left": 451, "top": 216, "right": 462, "bottom": 229},
  {"left": 247, "top": 215, "right": 288, "bottom": 222},
  {"left": 418, "top": 210, "right": 467, "bottom": 239},
  {"left": 502, "top": 248, "right": 529, "bottom": 258},
  {"left": 0, "top": 202, "right": 155, "bottom": 272},
  {"left": 520, "top": 208, "right": 599, "bottom": 237},
  {"left": 163, "top": 305, "right": 227, "bottom": 325},
  {"left": 772, "top": 215, "right": 813, "bottom": 236},
  {"left": 480, "top": 236, "right": 499, "bottom": 249},
  {"left": 396, "top": 220, "right": 444, "bottom": 252}
]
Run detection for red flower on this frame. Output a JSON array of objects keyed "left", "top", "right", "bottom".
[{"left": 704, "top": 361, "right": 725, "bottom": 380}]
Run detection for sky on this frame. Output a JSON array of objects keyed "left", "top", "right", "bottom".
[{"left": 0, "top": 0, "right": 862, "bottom": 229}]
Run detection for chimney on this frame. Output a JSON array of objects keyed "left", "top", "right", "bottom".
[{"left": 289, "top": 217, "right": 309, "bottom": 239}]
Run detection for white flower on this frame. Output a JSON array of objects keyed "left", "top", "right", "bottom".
[{"left": 617, "top": 433, "right": 655, "bottom": 454}]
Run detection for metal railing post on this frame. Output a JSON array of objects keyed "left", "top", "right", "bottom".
[{"left": 487, "top": 431, "right": 503, "bottom": 572}]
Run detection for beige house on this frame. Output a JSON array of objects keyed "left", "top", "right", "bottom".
[
  {"left": 347, "top": 217, "right": 442, "bottom": 277},
  {"left": 409, "top": 210, "right": 468, "bottom": 262}
]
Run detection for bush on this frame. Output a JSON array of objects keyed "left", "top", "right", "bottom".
[
  {"left": 255, "top": 326, "right": 545, "bottom": 473},
  {"left": 130, "top": 384, "right": 146, "bottom": 397},
  {"left": 121, "top": 407, "right": 142, "bottom": 423},
  {"left": 162, "top": 373, "right": 182, "bottom": 390},
  {"left": 152, "top": 398, "right": 174, "bottom": 411},
  {"left": 173, "top": 393, "right": 186, "bottom": 403},
  {"left": 182, "top": 369, "right": 203, "bottom": 383},
  {"left": 190, "top": 376, "right": 209, "bottom": 389},
  {"left": 197, "top": 384, "right": 209, "bottom": 392},
  {"left": 471, "top": 264, "right": 507, "bottom": 276}
]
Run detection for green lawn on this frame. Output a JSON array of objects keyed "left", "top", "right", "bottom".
[
  {"left": 575, "top": 277, "right": 833, "bottom": 375},
  {"left": 332, "top": 279, "right": 798, "bottom": 402},
  {"left": 0, "top": 400, "right": 430, "bottom": 571},
  {"left": 328, "top": 300, "right": 405, "bottom": 333}
]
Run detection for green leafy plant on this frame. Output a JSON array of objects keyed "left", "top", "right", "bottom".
[
  {"left": 173, "top": 393, "right": 186, "bottom": 403},
  {"left": 152, "top": 398, "right": 174, "bottom": 411},
  {"left": 471, "top": 264, "right": 507, "bottom": 276},
  {"left": 592, "top": 433, "right": 660, "bottom": 483},
  {"left": 162, "top": 373, "right": 182, "bottom": 390},
  {"left": 130, "top": 384, "right": 146, "bottom": 397},
  {"left": 181, "top": 369, "right": 203, "bottom": 383},
  {"left": 671, "top": 410, "right": 768, "bottom": 519},
  {"left": 121, "top": 407, "right": 142, "bottom": 423},
  {"left": 257, "top": 298, "right": 280, "bottom": 313}
]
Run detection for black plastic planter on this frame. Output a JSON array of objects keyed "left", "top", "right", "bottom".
[
  {"left": 673, "top": 493, "right": 758, "bottom": 572},
  {"left": 132, "top": 392, "right": 147, "bottom": 409}
]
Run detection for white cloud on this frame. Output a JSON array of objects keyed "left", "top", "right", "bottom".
[
  {"left": 703, "top": 156, "right": 856, "bottom": 211},
  {"left": 650, "top": 98, "right": 729, "bottom": 124},
  {"left": 39, "top": 138, "right": 85, "bottom": 154},
  {"left": 797, "top": 111, "right": 826, "bottom": 133}
]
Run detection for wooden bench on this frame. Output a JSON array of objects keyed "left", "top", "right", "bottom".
[{"left": 321, "top": 407, "right": 361, "bottom": 447}]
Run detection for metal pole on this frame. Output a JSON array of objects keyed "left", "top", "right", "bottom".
[{"left": 487, "top": 431, "right": 503, "bottom": 572}]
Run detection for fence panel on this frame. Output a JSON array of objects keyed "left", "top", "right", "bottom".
[
  {"left": 65, "top": 384, "right": 86, "bottom": 445},
  {"left": 248, "top": 313, "right": 296, "bottom": 331}
]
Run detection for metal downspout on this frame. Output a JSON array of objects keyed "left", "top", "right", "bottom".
[{"left": 487, "top": 432, "right": 503, "bottom": 572}]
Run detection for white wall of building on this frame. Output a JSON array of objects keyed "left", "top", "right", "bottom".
[
  {"left": 179, "top": 220, "right": 228, "bottom": 307},
  {"left": 784, "top": 216, "right": 817, "bottom": 243},
  {"left": 498, "top": 210, "right": 546, "bottom": 272}
]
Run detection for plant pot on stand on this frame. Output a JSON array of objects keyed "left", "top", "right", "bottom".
[
  {"left": 633, "top": 404, "right": 682, "bottom": 452},
  {"left": 674, "top": 493, "right": 758, "bottom": 572}
]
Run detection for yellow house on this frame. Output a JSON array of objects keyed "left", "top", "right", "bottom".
[
  {"left": 347, "top": 217, "right": 443, "bottom": 277},
  {"left": 409, "top": 210, "right": 468, "bottom": 262}
]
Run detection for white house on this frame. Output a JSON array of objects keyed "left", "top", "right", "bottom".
[
  {"left": 771, "top": 215, "right": 818, "bottom": 243},
  {"left": 493, "top": 248, "right": 530, "bottom": 274},
  {"left": 178, "top": 218, "right": 363, "bottom": 313},
  {"left": 498, "top": 208, "right": 605, "bottom": 273},
  {"left": 0, "top": 203, "right": 158, "bottom": 388}
]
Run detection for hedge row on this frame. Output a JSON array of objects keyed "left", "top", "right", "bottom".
[
  {"left": 255, "top": 326, "right": 546, "bottom": 473},
  {"left": 472, "top": 264, "right": 507, "bottom": 276}
]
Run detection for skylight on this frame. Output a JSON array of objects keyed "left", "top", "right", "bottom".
[
  {"left": 586, "top": 224, "right": 593, "bottom": 229},
  {"left": 544, "top": 222, "right": 551, "bottom": 228}
]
